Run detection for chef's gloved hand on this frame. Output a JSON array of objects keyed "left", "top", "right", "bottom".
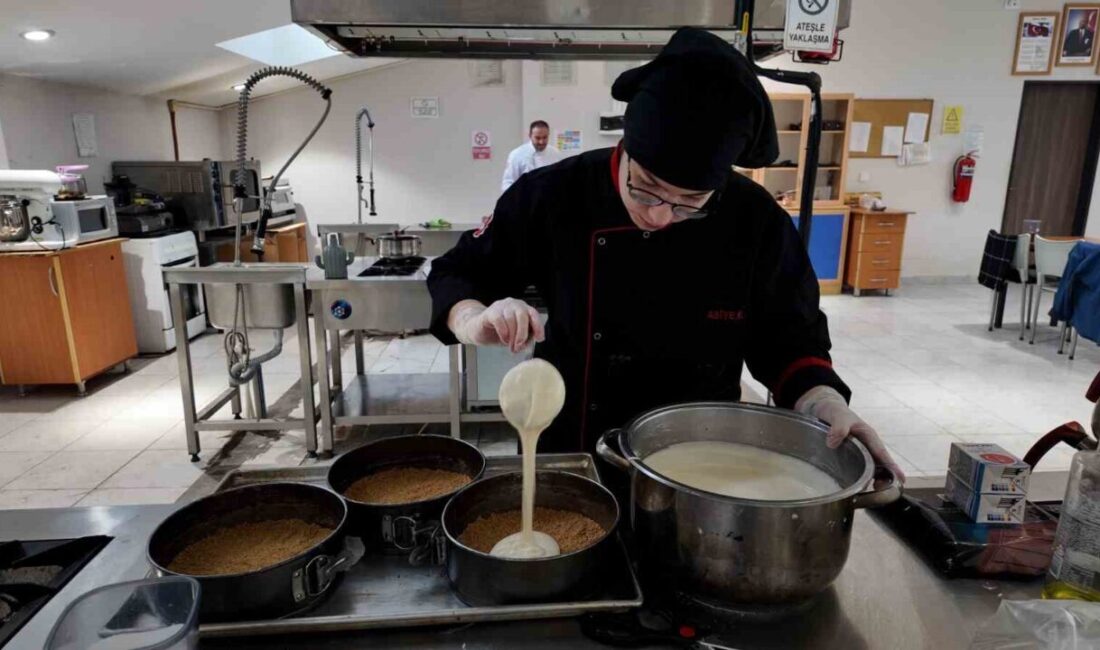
[
  {"left": 795, "top": 385, "right": 906, "bottom": 482},
  {"left": 449, "top": 298, "right": 545, "bottom": 353}
]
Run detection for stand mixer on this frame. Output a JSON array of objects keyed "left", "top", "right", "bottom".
[{"left": 0, "top": 170, "right": 76, "bottom": 251}]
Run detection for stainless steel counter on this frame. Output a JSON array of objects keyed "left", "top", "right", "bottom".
[{"left": 4, "top": 471, "right": 1070, "bottom": 649}]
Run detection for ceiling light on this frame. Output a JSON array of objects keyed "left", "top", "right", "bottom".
[
  {"left": 232, "top": 83, "right": 246, "bottom": 91},
  {"left": 21, "top": 29, "right": 54, "bottom": 42}
]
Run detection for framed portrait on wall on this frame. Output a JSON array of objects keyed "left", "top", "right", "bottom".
[
  {"left": 1013, "top": 12, "right": 1060, "bottom": 75},
  {"left": 1057, "top": 4, "right": 1100, "bottom": 66}
]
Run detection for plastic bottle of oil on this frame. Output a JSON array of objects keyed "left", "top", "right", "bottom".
[{"left": 1043, "top": 450, "right": 1100, "bottom": 601}]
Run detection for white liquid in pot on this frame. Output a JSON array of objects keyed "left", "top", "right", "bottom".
[{"left": 643, "top": 441, "right": 841, "bottom": 500}]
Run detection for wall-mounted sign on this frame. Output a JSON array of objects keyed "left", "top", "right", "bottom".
[
  {"left": 784, "top": 0, "right": 839, "bottom": 53},
  {"left": 471, "top": 130, "right": 491, "bottom": 160},
  {"left": 411, "top": 97, "right": 440, "bottom": 118},
  {"left": 942, "top": 105, "right": 964, "bottom": 135},
  {"left": 1012, "top": 12, "right": 1059, "bottom": 75},
  {"left": 556, "top": 129, "right": 582, "bottom": 151}
]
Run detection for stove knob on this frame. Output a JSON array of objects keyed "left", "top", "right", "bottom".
[{"left": 330, "top": 299, "right": 352, "bottom": 320}]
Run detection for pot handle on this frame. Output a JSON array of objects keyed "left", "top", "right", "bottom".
[
  {"left": 596, "top": 428, "right": 631, "bottom": 472},
  {"left": 294, "top": 537, "right": 366, "bottom": 601},
  {"left": 851, "top": 466, "right": 903, "bottom": 509}
]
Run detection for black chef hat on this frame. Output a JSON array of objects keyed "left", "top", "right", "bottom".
[{"left": 612, "top": 27, "right": 778, "bottom": 190}]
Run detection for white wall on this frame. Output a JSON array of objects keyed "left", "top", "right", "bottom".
[
  {"left": 515, "top": 1, "right": 1100, "bottom": 277},
  {"left": 0, "top": 74, "right": 220, "bottom": 192},
  {"left": 217, "top": 60, "right": 523, "bottom": 228}
]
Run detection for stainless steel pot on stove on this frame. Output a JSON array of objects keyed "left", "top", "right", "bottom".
[
  {"left": 371, "top": 229, "right": 422, "bottom": 259},
  {"left": 597, "top": 402, "right": 901, "bottom": 608},
  {"left": 0, "top": 199, "right": 30, "bottom": 243}
]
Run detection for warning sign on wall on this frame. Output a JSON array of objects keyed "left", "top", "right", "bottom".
[
  {"left": 942, "top": 106, "right": 963, "bottom": 135},
  {"left": 471, "top": 130, "right": 491, "bottom": 160},
  {"left": 784, "top": 0, "right": 839, "bottom": 53}
]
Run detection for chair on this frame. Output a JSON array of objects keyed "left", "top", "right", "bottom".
[
  {"left": 978, "top": 230, "right": 1017, "bottom": 332},
  {"left": 1011, "top": 233, "right": 1036, "bottom": 340},
  {"left": 1030, "top": 236, "right": 1078, "bottom": 346}
]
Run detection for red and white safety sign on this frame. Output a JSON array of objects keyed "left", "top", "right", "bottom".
[{"left": 471, "top": 130, "right": 491, "bottom": 160}]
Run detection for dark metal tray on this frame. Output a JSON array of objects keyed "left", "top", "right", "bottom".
[{"left": 201, "top": 452, "right": 642, "bottom": 638}]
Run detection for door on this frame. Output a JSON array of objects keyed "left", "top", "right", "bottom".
[
  {"left": 0, "top": 254, "right": 75, "bottom": 384},
  {"left": 1003, "top": 82, "right": 1100, "bottom": 236},
  {"left": 58, "top": 241, "right": 138, "bottom": 379}
]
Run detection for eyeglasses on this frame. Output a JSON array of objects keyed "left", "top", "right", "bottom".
[{"left": 626, "top": 165, "right": 715, "bottom": 220}]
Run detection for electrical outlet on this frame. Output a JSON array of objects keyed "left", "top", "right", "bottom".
[
  {"left": 858, "top": 171, "right": 871, "bottom": 183},
  {"left": 1004, "top": 0, "right": 1020, "bottom": 9}
]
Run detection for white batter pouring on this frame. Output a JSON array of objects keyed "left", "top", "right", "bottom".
[
  {"left": 490, "top": 359, "right": 566, "bottom": 559},
  {"left": 644, "top": 441, "right": 841, "bottom": 500}
]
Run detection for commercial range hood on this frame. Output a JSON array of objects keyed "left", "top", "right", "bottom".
[{"left": 291, "top": 0, "right": 850, "bottom": 62}]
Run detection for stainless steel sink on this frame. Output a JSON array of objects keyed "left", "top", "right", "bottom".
[{"left": 199, "top": 263, "right": 306, "bottom": 330}]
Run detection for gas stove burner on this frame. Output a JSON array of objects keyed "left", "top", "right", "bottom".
[
  {"left": 358, "top": 255, "right": 426, "bottom": 277},
  {"left": 0, "top": 536, "right": 110, "bottom": 646}
]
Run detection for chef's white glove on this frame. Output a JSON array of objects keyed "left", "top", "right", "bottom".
[
  {"left": 795, "top": 385, "right": 906, "bottom": 482},
  {"left": 450, "top": 298, "right": 545, "bottom": 353}
]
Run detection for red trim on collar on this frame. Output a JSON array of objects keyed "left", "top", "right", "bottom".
[{"left": 610, "top": 141, "right": 623, "bottom": 188}]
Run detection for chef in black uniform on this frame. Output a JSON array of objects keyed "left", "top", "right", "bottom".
[{"left": 428, "top": 28, "right": 902, "bottom": 479}]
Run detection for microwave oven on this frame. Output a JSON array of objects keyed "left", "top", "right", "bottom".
[
  {"left": 111, "top": 160, "right": 262, "bottom": 232},
  {"left": 49, "top": 196, "right": 119, "bottom": 245}
]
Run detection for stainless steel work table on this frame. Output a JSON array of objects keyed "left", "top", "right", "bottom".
[
  {"left": 3, "top": 472, "right": 1070, "bottom": 649},
  {"left": 307, "top": 257, "right": 504, "bottom": 454}
]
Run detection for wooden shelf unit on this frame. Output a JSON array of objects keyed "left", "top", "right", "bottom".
[
  {"left": 751, "top": 92, "right": 855, "bottom": 208},
  {"left": 843, "top": 208, "right": 912, "bottom": 296}
]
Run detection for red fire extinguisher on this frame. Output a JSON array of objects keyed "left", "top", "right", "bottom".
[{"left": 952, "top": 152, "right": 977, "bottom": 202}]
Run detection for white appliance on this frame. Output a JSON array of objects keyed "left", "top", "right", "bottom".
[
  {"left": 49, "top": 195, "right": 119, "bottom": 244},
  {"left": 121, "top": 232, "right": 207, "bottom": 353},
  {"left": 0, "top": 170, "right": 75, "bottom": 252}
]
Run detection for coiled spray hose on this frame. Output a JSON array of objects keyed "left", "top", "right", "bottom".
[
  {"left": 355, "top": 106, "right": 376, "bottom": 223},
  {"left": 234, "top": 66, "right": 332, "bottom": 259},
  {"left": 225, "top": 67, "right": 331, "bottom": 387}
]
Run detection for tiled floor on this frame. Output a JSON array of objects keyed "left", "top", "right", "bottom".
[{"left": 0, "top": 280, "right": 1096, "bottom": 508}]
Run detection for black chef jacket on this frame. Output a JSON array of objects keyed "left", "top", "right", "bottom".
[{"left": 428, "top": 145, "right": 849, "bottom": 454}]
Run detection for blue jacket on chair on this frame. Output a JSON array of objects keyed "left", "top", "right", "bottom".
[{"left": 1052, "top": 241, "right": 1100, "bottom": 343}]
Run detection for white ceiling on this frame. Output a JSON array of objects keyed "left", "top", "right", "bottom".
[{"left": 0, "top": 0, "right": 396, "bottom": 106}]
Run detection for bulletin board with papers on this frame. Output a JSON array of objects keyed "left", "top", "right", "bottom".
[{"left": 849, "top": 98, "right": 935, "bottom": 159}]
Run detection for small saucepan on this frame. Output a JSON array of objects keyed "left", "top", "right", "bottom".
[
  {"left": 442, "top": 470, "right": 620, "bottom": 606},
  {"left": 327, "top": 435, "right": 486, "bottom": 561},
  {"left": 148, "top": 482, "right": 362, "bottom": 623},
  {"left": 370, "top": 229, "right": 422, "bottom": 259}
]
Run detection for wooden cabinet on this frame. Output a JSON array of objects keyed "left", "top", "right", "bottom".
[
  {"left": 843, "top": 208, "right": 912, "bottom": 296},
  {"left": 0, "top": 239, "right": 137, "bottom": 392}
]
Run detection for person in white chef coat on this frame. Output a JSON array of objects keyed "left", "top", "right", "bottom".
[{"left": 501, "top": 120, "right": 562, "bottom": 192}]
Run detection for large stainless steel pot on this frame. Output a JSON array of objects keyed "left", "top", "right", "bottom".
[
  {"left": 0, "top": 199, "right": 29, "bottom": 243},
  {"left": 597, "top": 402, "right": 900, "bottom": 607},
  {"left": 372, "top": 230, "right": 422, "bottom": 258}
]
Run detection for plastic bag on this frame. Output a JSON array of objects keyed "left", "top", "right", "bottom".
[{"left": 970, "top": 599, "right": 1100, "bottom": 649}]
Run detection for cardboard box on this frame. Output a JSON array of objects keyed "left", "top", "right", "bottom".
[
  {"left": 947, "top": 442, "right": 1030, "bottom": 495},
  {"left": 945, "top": 472, "right": 1026, "bottom": 524}
]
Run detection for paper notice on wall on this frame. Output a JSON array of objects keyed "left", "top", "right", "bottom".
[
  {"left": 899, "top": 142, "right": 932, "bottom": 166},
  {"left": 468, "top": 61, "right": 503, "bottom": 87},
  {"left": 410, "top": 97, "right": 440, "bottom": 118},
  {"left": 556, "top": 129, "right": 582, "bottom": 151},
  {"left": 904, "top": 112, "right": 929, "bottom": 143},
  {"left": 848, "top": 121, "right": 871, "bottom": 152},
  {"left": 72, "top": 113, "right": 98, "bottom": 157},
  {"left": 964, "top": 124, "right": 985, "bottom": 155},
  {"left": 541, "top": 61, "right": 576, "bottom": 86},
  {"left": 880, "top": 126, "right": 904, "bottom": 156}
]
